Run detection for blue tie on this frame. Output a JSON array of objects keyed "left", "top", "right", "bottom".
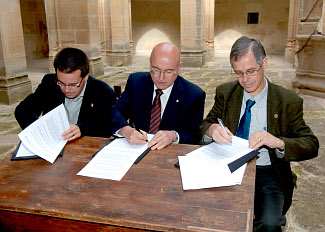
[{"left": 236, "top": 99, "right": 256, "bottom": 140}]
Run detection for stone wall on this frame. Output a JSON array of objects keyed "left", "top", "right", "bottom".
[
  {"left": 131, "top": 0, "right": 180, "bottom": 51},
  {"left": 214, "top": 0, "right": 290, "bottom": 54},
  {"left": 20, "top": 0, "right": 49, "bottom": 59}
]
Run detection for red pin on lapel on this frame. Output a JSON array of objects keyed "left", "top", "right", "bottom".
[{"left": 274, "top": 114, "right": 278, "bottom": 119}]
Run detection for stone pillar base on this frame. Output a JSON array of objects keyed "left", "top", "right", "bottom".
[
  {"left": 181, "top": 50, "right": 206, "bottom": 67},
  {"left": 293, "top": 71, "right": 325, "bottom": 98},
  {"left": 106, "top": 50, "right": 132, "bottom": 67},
  {"left": 0, "top": 74, "right": 32, "bottom": 105},
  {"left": 89, "top": 56, "right": 104, "bottom": 77},
  {"left": 205, "top": 40, "right": 215, "bottom": 63},
  {"left": 285, "top": 40, "right": 296, "bottom": 64}
]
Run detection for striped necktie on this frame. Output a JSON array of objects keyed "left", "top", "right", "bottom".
[{"left": 149, "top": 89, "right": 163, "bottom": 133}]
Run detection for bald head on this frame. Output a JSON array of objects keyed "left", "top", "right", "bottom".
[
  {"left": 150, "top": 42, "right": 181, "bottom": 65},
  {"left": 149, "top": 42, "right": 182, "bottom": 90}
]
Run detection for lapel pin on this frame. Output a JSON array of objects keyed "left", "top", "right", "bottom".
[
  {"left": 176, "top": 99, "right": 179, "bottom": 103},
  {"left": 274, "top": 114, "right": 278, "bottom": 119},
  {"left": 91, "top": 103, "right": 94, "bottom": 107}
]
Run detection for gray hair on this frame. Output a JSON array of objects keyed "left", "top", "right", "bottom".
[{"left": 230, "top": 36, "right": 266, "bottom": 67}]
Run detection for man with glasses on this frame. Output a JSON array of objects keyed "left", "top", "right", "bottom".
[
  {"left": 15, "top": 47, "right": 116, "bottom": 141},
  {"left": 200, "top": 36, "right": 318, "bottom": 232},
  {"left": 111, "top": 42, "right": 205, "bottom": 150}
]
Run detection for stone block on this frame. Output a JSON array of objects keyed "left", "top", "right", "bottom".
[
  {"left": 58, "top": 16, "right": 71, "bottom": 30},
  {"left": 181, "top": 50, "right": 206, "bottom": 67},
  {"left": 70, "top": 15, "right": 89, "bottom": 30},
  {"left": 106, "top": 51, "right": 132, "bottom": 67},
  {"left": 57, "top": 2, "right": 73, "bottom": 15},
  {"left": 0, "top": 75, "right": 31, "bottom": 105},
  {"left": 89, "top": 57, "right": 104, "bottom": 77},
  {"left": 76, "top": 31, "right": 90, "bottom": 44},
  {"left": 60, "top": 31, "right": 75, "bottom": 44}
]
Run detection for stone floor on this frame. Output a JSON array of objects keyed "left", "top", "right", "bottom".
[{"left": 0, "top": 52, "right": 324, "bottom": 231}]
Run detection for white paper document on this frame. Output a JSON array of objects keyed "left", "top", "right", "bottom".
[
  {"left": 16, "top": 142, "right": 36, "bottom": 158},
  {"left": 179, "top": 136, "right": 254, "bottom": 190},
  {"left": 18, "top": 104, "right": 70, "bottom": 163},
  {"left": 77, "top": 135, "right": 154, "bottom": 181}
]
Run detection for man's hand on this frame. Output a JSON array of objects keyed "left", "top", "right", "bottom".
[
  {"left": 119, "top": 126, "right": 147, "bottom": 144},
  {"left": 206, "top": 123, "right": 233, "bottom": 143},
  {"left": 249, "top": 130, "right": 285, "bottom": 150},
  {"left": 148, "top": 130, "right": 177, "bottom": 150},
  {"left": 62, "top": 124, "right": 81, "bottom": 141}
]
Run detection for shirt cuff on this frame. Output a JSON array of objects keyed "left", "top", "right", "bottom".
[
  {"left": 203, "top": 134, "right": 213, "bottom": 144},
  {"left": 275, "top": 148, "right": 285, "bottom": 159},
  {"left": 172, "top": 130, "right": 180, "bottom": 144}
]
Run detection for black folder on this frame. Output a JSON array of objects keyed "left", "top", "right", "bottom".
[
  {"left": 11, "top": 141, "right": 64, "bottom": 161},
  {"left": 227, "top": 150, "right": 259, "bottom": 173}
]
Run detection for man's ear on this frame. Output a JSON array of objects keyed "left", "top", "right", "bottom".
[{"left": 262, "top": 57, "right": 268, "bottom": 71}]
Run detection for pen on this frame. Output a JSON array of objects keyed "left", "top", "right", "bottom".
[
  {"left": 217, "top": 118, "right": 227, "bottom": 133},
  {"left": 134, "top": 142, "right": 158, "bottom": 164},
  {"left": 135, "top": 126, "right": 148, "bottom": 142}
]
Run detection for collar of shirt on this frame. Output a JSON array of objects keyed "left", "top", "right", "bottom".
[
  {"left": 64, "top": 80, "right": 87, "bottom": 124},
  {"left": 153, "top": 83, "right": 174, "bottom": 116}
]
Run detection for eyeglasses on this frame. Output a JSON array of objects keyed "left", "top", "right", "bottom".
[
  {"left": 231, "top": 66, "right": 262, "bottom": 78},
  {"left": 150, "top": 66, "right": 177, "bottom": 77},
  {"left": 56, "top": 78, "right": 83, "bottom": 89}
]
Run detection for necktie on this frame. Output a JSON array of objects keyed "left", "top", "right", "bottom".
[
  {"left": 236, "top": 99, "right": 256, "bottom": 140},
  {"left": 149, "top": 89, "right": 163, "bottom": 133}
]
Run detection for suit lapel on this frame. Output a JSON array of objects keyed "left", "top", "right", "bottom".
[
  {"left": 143, "top": 75, "right": 154, "bottom": 129},
  {"left": 267, "top": 82, "right": 281, "bottom": 135},
  {"left": 78, "top": 77, "right": 92, "bottom": 123},
  {"left": 226, "top": 83, "right": 243, "bottom": 134},
  {"left": 161, "top": 76, "right": 183, "bottom": 127}
]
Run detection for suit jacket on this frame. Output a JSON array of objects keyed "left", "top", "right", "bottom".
[
  {"left": 15, "top": 74, "right": 116, "bottom": 138},
  {"left": 111, "top": 72, "right": 206, "bottom": 144},
  {"left": 200, "top": 80, "right": 319, "bottom": 214}
]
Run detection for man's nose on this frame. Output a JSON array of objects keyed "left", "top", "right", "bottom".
[
  {"left": 158, "top": 71, "right": 165, "bottom": 80},
  {"left": 242, "top": 73, "right": 249, "bottom": 82}
]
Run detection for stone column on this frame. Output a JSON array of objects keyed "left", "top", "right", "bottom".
[
  {"left": 45, "top": 0, "right": 104, "bottom": 77},
  {"left": 285, "top": 0, "right": 300, "bottom": 64},
  {"left": 103, "top": 0, "right": 131, "bottom": 66},
  {"left": 180, "top": 0, "right": 206, "bottom": 67},
  {"left": 0, "top": 0, "right": 31, "bottom": 104},
  {"left": 294, "top": 0, "right": 325, "bottom": 98},
  {"left": 205, "top": 0, "right": 215, "bottom": 62}
]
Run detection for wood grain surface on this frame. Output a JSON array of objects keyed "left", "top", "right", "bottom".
[{"left": 0, "top": 136, "right": 256, "bottom": 232}]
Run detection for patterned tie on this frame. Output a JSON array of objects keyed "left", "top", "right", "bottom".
[
  {"left": 236, "top": 99, "right": 256, "bottom": 140},
  {"left": 149, "top": 89, "right": 163, "bottom": 133}
]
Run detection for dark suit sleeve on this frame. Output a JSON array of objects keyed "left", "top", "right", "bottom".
[
  {"left": 177, "top": 90, "right": 206, "bottom": 144},
  {"left": 15, "top": 74, "right": 61, "bottom": 129},
  {"left": 279, "top": 96, "right": 319, "bottom": 162},
  {"left": 199, "top": 84, "right": 226, "bottom": 143}
]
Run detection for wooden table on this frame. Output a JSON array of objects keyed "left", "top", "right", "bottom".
[{"left": 0, "top": 136, "right": 256, "bottom": 232}]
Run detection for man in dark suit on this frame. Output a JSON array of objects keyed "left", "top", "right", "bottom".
[
  {"left": 111, "top": 42, "right": 205, "bottom": 150},
  {"left": 200, "top": 36, "right": 319, "bottom": 232},
  {"left": 15, "top": 47, "right": 116, "bottom": 141}
]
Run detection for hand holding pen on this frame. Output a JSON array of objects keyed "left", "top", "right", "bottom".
[
  {"left": 205, "top": 118, "right": 233, "bottom": 144},
  {"left": 216, "top": 118, "right": 233, "bottom": 143},
  {"left": 119, "top": 126, "right": 147, "bottom": 144},
  {"left": 135, "top": 126, "right": 148, "bottom": 142}
]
